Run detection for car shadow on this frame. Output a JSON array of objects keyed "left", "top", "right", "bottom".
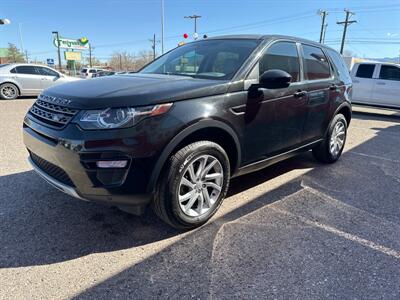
[
  {"left": 0, "top": 151, "right": 316, "bottom": 268},
  {"left": 73, "top": 123, "right": 400, "bottom": 299}
]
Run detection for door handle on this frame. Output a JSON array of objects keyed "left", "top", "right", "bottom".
[
  {"left": 294, "top": 90, "right": 307, "bottom": 98},
  {"left": 376, "top": 82, "right": 386, "bottom": 85},
  {"left": 329, "top": 84, "right": 339, "bottom": 90}
]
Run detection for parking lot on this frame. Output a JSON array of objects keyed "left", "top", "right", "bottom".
[{"left": 0, "top": 98, "right": 399, "bottom": 299}]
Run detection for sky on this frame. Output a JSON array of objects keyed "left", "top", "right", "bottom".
[{"left": 1, "top": 0, "right": 399, "bottom": 64}]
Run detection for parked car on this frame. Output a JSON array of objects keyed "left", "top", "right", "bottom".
[
  {"left": 23, "top": 35, "right": 352, "bottom": 229},
  {"left": 351, "top": 62, "right": 400, "bottom": 108},
  {"left": 92, "top": 71, "right": 116, "bottom": 78},
  {"left": 0, "top": 63, "right": 79, "bottom": 100},
  {"left": 80, "top": 68, "right": 104, "bottom": 79}
]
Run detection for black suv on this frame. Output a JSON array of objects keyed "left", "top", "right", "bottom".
[{"left": 23, "top": 35, "right": 352, "bottom": 229}]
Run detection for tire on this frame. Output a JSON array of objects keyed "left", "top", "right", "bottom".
[
  {"left": 312, "top": 114, "right": 347, "bottom": 163},
  {"left": 0, "top": 83, "right": 19, "bottom": 100},
  {"left": 153, "top": 141, "right": 230, "bottom": 230}
]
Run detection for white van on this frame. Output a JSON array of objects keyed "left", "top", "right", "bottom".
[
  {"left": 80, "top": 68, "right": 103, "bottom": 79},
  {"left": 351, "top": 62, "right": 400, "bottom": 108}
]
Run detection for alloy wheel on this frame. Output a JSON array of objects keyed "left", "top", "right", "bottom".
[
  {"left": 1, "top": 84, "right": 17, "bottom": 99},
  {"left": 329, "top": 121, "right": 346, "bottom": 156},
  {"left": 178, "top": 155, "right": 224, "bottom": 217}
]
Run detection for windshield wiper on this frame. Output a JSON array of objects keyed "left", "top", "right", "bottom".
[{"left": 161, "top": 72, "right": 194, "bottom": 78}]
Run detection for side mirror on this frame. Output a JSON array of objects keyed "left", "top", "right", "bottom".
[{"left": 259, "top": 69, "right": 292, "bottom": 89}]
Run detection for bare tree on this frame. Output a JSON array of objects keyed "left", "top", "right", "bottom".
[
  {"left": 107, "top": 50, "right": 155, "bottom": 72},
  {"left": 108, "top": 51, "right": 137, "bottom": 71}
]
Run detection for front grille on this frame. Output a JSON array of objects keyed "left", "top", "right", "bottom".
[
  {"left": 28, "top": 95, "right": 79, "bottom": 129},
  {"left": 30, "top": 152, "right": 75, "bottom": 187}
]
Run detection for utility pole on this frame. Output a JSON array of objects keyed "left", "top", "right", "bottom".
[
  {"left": 184, "top": 15, "right": 202, "bottom": 39},
  {"left": 318, "top": 10, "right": 327, "bottom": 43},
  {"left": 25, "top": 50, "right": 28, "bottom": 63},
  {"left": 337, "top": 10, "right": 357, "bottom": 55},
  {"left": 161, "top": 0, "right": 164, "bottom": 54},
  {"left": 52, "top": 31, "right": 62, "bottom": 71},
  {"left": 89, "top": 43, "right": 93, "bottom": 67},
  {"left": 149, "top": 34, "right": 156, "bottom": 60},
  {"left": 119, "top": 54, "right": 122, "bottom": 71},
  {"left": 322, "top": 23, "right": 328, "bottom": 44}
]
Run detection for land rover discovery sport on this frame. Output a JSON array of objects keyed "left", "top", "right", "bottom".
[{"left": 23, "top": 35, "right": 352, "bottom": 229}]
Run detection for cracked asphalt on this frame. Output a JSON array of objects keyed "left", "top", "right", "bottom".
[{"left": 0, "top": 99, "right": 399, "bottom": 299}]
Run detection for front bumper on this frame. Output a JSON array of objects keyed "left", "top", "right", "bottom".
[{"left": 23, "top": 118, "right": 157, "bottom": 207}]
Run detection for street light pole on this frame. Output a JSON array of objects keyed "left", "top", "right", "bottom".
[
  {"left": 161, "top": 0, "right": 164, "bottom": 54},
  {"left": 52, "top": 31, "right": 62, "bottom": 71}
]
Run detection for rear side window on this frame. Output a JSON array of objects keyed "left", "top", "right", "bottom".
[
  {"left": 89, "top": 69, "right": 96, "bottom": 73},
  {"left": 15, "top": 66, "right": 38, "bottom": 75},
  {"left": 379, "top": 65, "right": 400, "bottom": 81},
  {"left": 302, "top": 44, "right": 330, "bottom": 80},
  {"left": 10, "top": 68, "right": 17, "bottom": 73},
  {"left": 325, "top": 49, "right": 351, "bottom": 84},
  {"left": 81, "top": 68, "right": 87, "bottom": 73},
  {"left": 259, "top": 41, "right": 300, "bottom": 82},
  {"left": 355, "top": 64, "right": 375, "bottom": 78}
]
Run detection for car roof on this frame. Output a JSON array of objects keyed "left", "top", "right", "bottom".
[{"left": 202, "top": 34, "right": 337, "bottom": 52}]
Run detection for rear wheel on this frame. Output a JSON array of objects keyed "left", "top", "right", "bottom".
[
  {"left": 312, "top": 114, "right": 347, "bottom": 163},
  {"left": 153, "top": 141, "right": 230, "bottom": 230},
  {"left": 0, "top": 83, "right": 19, "bottom": 100}
]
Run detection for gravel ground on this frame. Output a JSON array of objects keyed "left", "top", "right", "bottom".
[{"left": 0, "top": 99, "right": 399, "bottom": 299}]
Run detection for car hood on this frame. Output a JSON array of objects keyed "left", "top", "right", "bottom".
[{"left": 43, "top": 73, "right": 230, "bottom": 109}]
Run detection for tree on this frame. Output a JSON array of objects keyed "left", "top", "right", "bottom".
[
  {"left": 7, "top": 43, "right": 26, "bottom": 63},
  {"left": 108, "top": 51, "right": 137, "bottom": 71}
]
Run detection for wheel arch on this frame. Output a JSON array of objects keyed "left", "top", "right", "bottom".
[
  {"left": 0, "top": 81, "right": 22, "bottom": 96},
  {"left": 146, "top": 120, "right": 241, "bottom": 193},
  {"left": 335, "top": 102, "right": 352, "bottom": 126}
]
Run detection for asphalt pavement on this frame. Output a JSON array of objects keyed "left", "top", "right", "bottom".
[{"left": 0, "top": 98, "right": 399, "bottom": 299}]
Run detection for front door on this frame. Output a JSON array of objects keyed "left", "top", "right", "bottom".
[
  {"left": 243, "top": 41, "right": 309, "bottom": 164},
  {"left": 35, "top": 66, "right": 60, "bottom": 90}
]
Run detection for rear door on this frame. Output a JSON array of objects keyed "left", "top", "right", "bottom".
[
  {"left": 300, "top": 44, "right": 335, "bottom": 142},
  {"left": 371, "top": 64, "right": 400, "bottom": 107},
  {"left": 12, "top": 65, "right": 42, "bottom": 94},
  {"left": 351, "top": 63, "right": 376, "bottom": 103}
]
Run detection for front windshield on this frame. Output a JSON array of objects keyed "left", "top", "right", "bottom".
[{"left": 140, "top": 39, "right": 260, "bottom": 80}]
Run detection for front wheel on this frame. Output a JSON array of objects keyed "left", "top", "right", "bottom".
[
  {"left": 312, "top": 114, "right": 347, "bottom": 163},
  {"left": 0, "top": 83, "right": 19, "bottom": 100},
  {"left": 153, "top": 141, "right": 230, "bottom": 230}
]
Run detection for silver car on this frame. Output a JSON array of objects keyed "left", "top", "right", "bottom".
[{"left": 0, "top": 63, "right": 79, "bottom": 100}]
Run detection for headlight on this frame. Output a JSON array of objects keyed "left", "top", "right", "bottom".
[{"left": 78, "top": 103, "right": 172, "bottom": 130}]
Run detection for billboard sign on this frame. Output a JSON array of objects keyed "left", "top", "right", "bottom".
[
  {"left": 54, "top": 37, "right": 89, "bottom": 50},
  {"left": 64, "top": 51, "right": 82, "bottom": 61}
]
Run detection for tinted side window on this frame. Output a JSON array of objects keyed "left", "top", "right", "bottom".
[
  {"left": 355, "top": 64, "right": 375, "bottom": 78},
  {"left": 325, "top": 49, "right": 351, "bottom": 84},
  {"left": 36, "top": 67, "right": 58, "bottom": 77},
  {"left": 259, "top": 42, "right": 300, "bottom": 82},
  {"left": 15, "top": 66, "right": 38, "bottom": 75},
  {"left": 379, "top": 65, "right": 400, "bottom": 81},
  {"left": 302, "top": 44, "right": 330, "bottom": 80},
  {"left": 89, "top": 69, "right": 97, "bottom": 73}
]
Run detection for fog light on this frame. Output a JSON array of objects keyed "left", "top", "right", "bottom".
[{"left": 96, "top": 160, "right": 128, "bottom": 168}]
